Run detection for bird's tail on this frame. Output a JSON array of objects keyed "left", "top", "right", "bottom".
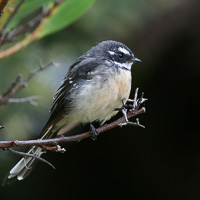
[
  {"left": 2, "top": 146, "right": 43, "bottom": 186},
  {"left": 2, "top": 126, "right": 55, "bottom": 186}
]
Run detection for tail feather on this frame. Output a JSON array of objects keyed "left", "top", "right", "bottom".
[
  {"left": 2, "top": 126, "right": 54, "bottom": 186},
  {"left": 2, "top": 146, "right": 43, "bottom": 186},
  {"left": 2, "top": 122, "right": 80, "bottom": 186}
]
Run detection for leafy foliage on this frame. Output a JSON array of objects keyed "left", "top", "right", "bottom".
[
  {"left": 39, "top": 0, "right": 95, "bottom": 37},
  {"left": 0, "top": 0, "right": 95, "bottom": 58}
]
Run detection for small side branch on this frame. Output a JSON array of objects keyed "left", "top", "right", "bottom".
[
  {"left": 0, "top": 0, "right": 64, "bottom": 57},
  {"left": 7, "top": 96, "right": 40, "bottom": 106},
  {"left": 118, "top": 88, "right": 147, "bottom": 128},
  {"left": 2, "top": 0, "right": 25, "bottom": 31},
  {"left": 1, "top": 74, "right": 22, "bottom": 97},
  {"left": 1, "top": 1, "right": 62, "bottom": 44},
  {"left": 0, "top": 62, "right": 55, "bottom": 106},
  {"left": 0, "top": 0, "right": 9, "bottom": 17},
  {"left": 7, "top": 148, "right": 55, "bottom": 169}
]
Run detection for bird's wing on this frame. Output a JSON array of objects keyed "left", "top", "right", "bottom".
[{"left": 39, "top": 57, "right": 103, "bottom": 136}]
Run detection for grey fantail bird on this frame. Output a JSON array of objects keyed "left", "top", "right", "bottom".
[{"left": 3, "top": 40, "right": 141, "bottom": 186}]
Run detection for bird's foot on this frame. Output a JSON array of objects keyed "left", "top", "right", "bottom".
[
  {"left": 114, "top": 98, "right": 129, "bottom": 112},
  {"left": 90, "top": 123, "right": 99, "bottom": 141}
]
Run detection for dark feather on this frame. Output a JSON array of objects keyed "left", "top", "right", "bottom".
[{"left": 40, "top": 57, "right": 103, "bottom": 135}]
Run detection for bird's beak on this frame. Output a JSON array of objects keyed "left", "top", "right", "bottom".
[
  {"left": 129, "top": 56, "right": 141, "bottom": 63},
  {"left": 132, "top": 57, "right": 141, "bottom": 62}
]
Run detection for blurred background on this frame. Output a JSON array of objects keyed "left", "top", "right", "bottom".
[{"left": 1, "top": 0, "right": 200, "bottom": 199}]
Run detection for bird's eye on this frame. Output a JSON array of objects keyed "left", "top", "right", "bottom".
[{"left": 118, "top": 52, "right": 124, "bottom": 59}]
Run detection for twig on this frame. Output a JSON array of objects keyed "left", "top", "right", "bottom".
[
  {"left": 2, "top": 0, "right": 25, "bottom": 31},
  {"left": 133, "top": 87, "right": 138, "bottom": 108},
  {"left": 0, "top": 0, "right": 64, "bottom": 57},
  {"left": 119, "top": 88, "right": 147, "bottom": 127},
  {"left": 0, "top": 62, "right": 55, "bottom": 105},
  {"left": 0, "top": 108, "right": 146, "bottom": 149},
  {"left": 1, "top": 74, "right": 22, "bottom": 97},
  {"left": 7, "top": 148, "right": 55, "bottom": 169},
  {"left": 1, "top": 1, "right": 58, "bottom": 44},
  {"left": 7, "top": 96, "right": 40, "bottom": 106},
  {"left": 0, "top": 0, "right": 9, "bottom": 17}
]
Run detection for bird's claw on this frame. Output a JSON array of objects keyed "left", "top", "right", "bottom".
[{"left": 90, "top": 123, "right": 99, "bottom": 141}]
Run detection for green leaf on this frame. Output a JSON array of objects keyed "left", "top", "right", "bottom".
[
  {"left": 38, "top": 0, "right": 95, "bottom": 38},
  {"left": 7, "top": 0, "right": 54, "bottom": 30}
]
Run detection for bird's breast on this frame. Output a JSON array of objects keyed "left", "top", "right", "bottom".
[{"left": 67, "top": 68, "right": 132, "bottom": 124}]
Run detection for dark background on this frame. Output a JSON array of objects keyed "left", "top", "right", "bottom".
[{"left": 1, "top": 0, "right": 200, "bottom": 199}]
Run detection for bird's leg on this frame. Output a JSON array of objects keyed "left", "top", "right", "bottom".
[
  {"left": 114, "top": 98, "right": 128, "bottom": 112},
  {"left": 90, "top": 123, "right": 99, "bottom": 141}
]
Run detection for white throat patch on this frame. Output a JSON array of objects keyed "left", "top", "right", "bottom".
[{"left": 113, "top": 61, "right": 133, "bottom": 70}]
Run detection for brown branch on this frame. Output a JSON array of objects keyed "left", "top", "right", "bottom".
[
  {"left": 7, "top": 148, "right": 55, "bottom": 169},
  {"left": 0, "top": 0, "right": 64, "bottom": 53},
  {"left": 1, "top": 0, "right": 64, "bottom": 45},
  {"left": 0, "top": 62, "right": 55, "bottom": 105},
  {"left": 0, "top": 108, "right": 146, "bottom": 149},
  {"left": 0, "top": 0, "right": 9, "bottom": 17},
  {"left": 2, "top": 0, "right": 24, "bottom": 30},
  {"left": 1, "top": 74, "right": 22, "bottom": 97},
  {"left": 2, "top": 12, "right": 49, "bottom": 44}
]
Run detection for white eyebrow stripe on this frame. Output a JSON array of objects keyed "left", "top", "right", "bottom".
[
  {"left": 108, "top": 51, "right": 115, "bottom": 55},
  {"left": 118, "top": 47, "right": 130, "bottom": 55}
]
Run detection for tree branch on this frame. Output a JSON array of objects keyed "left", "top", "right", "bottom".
[
  {"left": 1, "top": 0, "right": 63, "bottom": 45},
  {"left": 7, "top": 148, "right": 55, "bottom": 169},
  {"left": 1, "top": 74, "right": 22, "bottom": 97},
  {"left": 0, "top": 108, "right": 146, "bottom": 149},
  {"left": 0, "top": 62, "right": 55, "bottom": 105},
  {"left": 0, "top": 0, "right": 9, "bottom": 17},
  {"left": 7, "top": 96, "right": 40, "bottom": 106},
  {"left": 2, "top": 0, "right": 25, "bottom": 31},
  {"left": 0, "top": 0, "right": 64, "bottom": 57}
]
